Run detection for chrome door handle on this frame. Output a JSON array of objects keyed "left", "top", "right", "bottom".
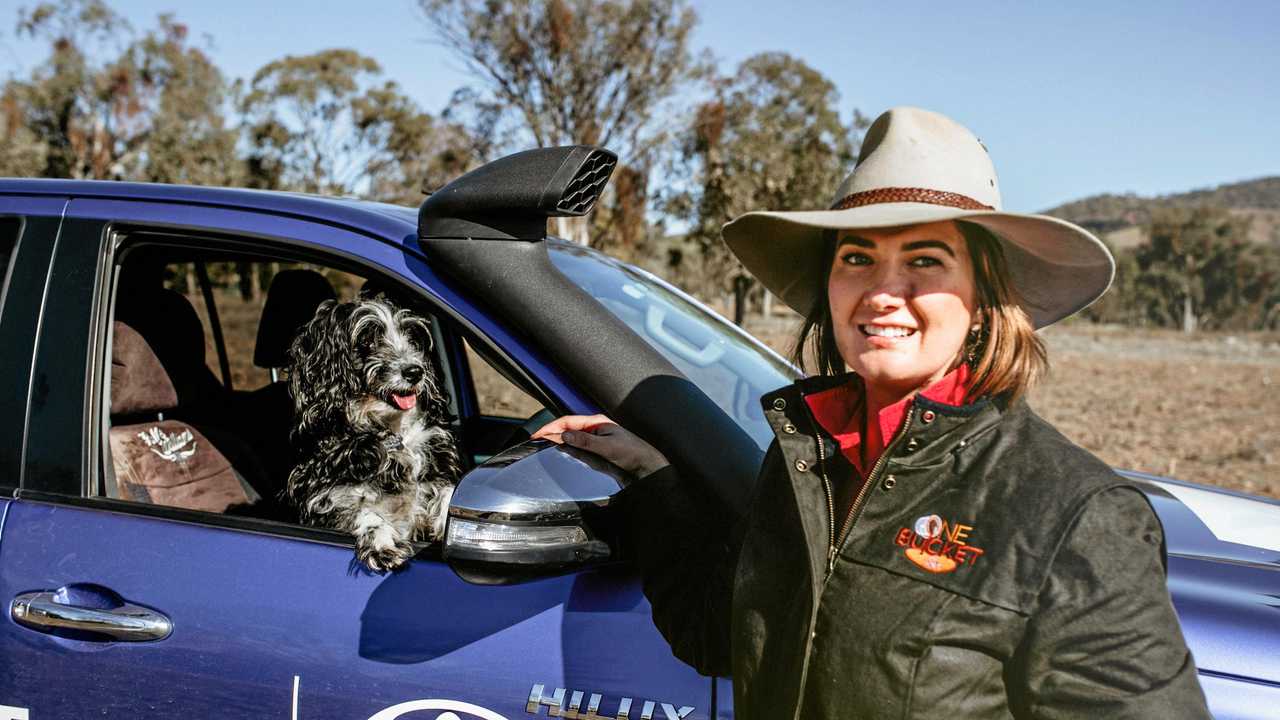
[{"left": 10, "top": 591, "right": 172, "bottom": 642}]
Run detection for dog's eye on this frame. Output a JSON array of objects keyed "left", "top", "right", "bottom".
[
  {"left": 402, "top": 321, "right": 432, "bottom": 351},
  {"left": 355, "top": 328, "right": 380, "bottom": 353}
]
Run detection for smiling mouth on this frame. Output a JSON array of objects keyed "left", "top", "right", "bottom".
[
  {"left": 386, "top": 392, "right": 418, "bottom": 411},
  {"left": 860, "top": 324, "right": 916, "bottom": 339}
]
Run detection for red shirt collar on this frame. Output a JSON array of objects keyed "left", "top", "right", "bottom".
[{"left": 803, "top": 364, "right": 973, "bottom": 476}]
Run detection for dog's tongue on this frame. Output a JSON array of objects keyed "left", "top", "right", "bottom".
[{"left": 391, "top": 393, "right": 417, "bottom": 411}]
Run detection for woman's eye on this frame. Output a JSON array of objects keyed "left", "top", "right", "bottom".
[
  {"left": 909, "top": 256, "right": 943, "bottom": 268},
  {"left": 840, "top": 252, "right": 872, "bottom": 266}
]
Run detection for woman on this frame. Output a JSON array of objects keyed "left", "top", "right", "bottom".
[{"left": 535, "top": 107, "right": 1209, "bottom": 719}]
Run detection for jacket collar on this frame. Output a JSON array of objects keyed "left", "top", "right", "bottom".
[
  {"left": 760, "top": 375, "right": 1008, "bottom": 596},
  {"left": 761, "top": 373, "right": 1007, "bottom": 466}
]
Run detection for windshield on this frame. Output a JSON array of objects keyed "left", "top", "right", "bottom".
[{"left": 549, "top": 242, "right": 800, "bottom": 450}]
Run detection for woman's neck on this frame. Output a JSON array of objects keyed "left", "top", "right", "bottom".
[
  {"left": 863, "top": 383, "right": 913, "bottom": 421},
  {"left": 862, "top": 363, "right": 963, "bottom": 418}
]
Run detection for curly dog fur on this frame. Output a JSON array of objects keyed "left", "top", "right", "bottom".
[{"left": 286, "top": 296, "right": 461, "bottom": 571}]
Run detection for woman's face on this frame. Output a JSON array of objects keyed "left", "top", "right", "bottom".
[{"left": 828, "top": 221, "right": 978, "bottom": 402}]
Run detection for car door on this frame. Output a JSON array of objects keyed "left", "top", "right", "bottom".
[{"left": 0, "top": 195, "right": 717, "bottom": 720}]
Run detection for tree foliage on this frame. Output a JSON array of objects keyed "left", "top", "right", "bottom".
[
  {"left": 2, "top": 0, "right": 239, "bottom": 184},
  {"left": 240, "top": 49, "right": 474, "bottom": 200},
  {"left": 1085, "top": 206, "right": 1280, "bottom": 331},
  {"left": 417, "top": 0, "right": 706, "bottom": 245},
  {"left": 419, "top": 0, "right": 702, "bottom": 160},
  {"left": 663, "top": 52, "right": 864, "bottom": 316},
  {"left": 1138, "top": 207, "right": 1251, "bottom": 332}
]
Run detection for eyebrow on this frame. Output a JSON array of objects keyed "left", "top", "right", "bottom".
[{"left": 838, "top": 236, "right": 957, "bottom": 258}]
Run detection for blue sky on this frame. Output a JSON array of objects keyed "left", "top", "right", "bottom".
[{"left": 2, "top": 0, "right": 1276, "bottom": 212}]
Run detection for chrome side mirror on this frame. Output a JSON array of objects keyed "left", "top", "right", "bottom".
[{"left": 444, "top": 440, "right": 626, "bottom": 584}]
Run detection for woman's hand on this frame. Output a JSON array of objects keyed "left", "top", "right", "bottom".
[{"left": 532, "top": 414, "right": 671, "bottom": 478}]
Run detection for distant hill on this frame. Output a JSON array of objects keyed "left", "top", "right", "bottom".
[{"left": 1041, "top": 176, "right": 1280, "bottom": 248}]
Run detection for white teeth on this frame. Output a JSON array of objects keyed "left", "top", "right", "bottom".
[{"left": 862, "top": 325, "right": 915, "bottom": 338}]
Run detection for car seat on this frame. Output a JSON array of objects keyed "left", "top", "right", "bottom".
[
  {"left": 115, "top": 285, "right": 227, "bottom": 418},
  {"left": 242, "top": 270, "right": 338, "bottom": 497},
  {"left": 108, "top": 321, "right": 262, "bottom": 513},
  {"left": 253, "top": 269, "right": 338, "bottom": 374}
]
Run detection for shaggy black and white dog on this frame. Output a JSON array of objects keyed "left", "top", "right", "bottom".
[{"left": 286, "top": 296, "right": 461, "bottom": 571}]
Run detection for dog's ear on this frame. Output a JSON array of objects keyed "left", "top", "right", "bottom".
[
  {"left": 419, "top": 372, "right": 454, "bottom": 425},
  {"left": 399, "top": 311, "right": 434, "bottom": 354},
  {"left": 398, "top": 312, "right": 454, "bottom": 424},
  {"left": 289, "top": 299, "right": 362, "bottom": 446}
]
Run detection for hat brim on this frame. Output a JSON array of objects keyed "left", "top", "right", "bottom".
[{"left": 722, "top": 203, "right": 1115, "bottom": 329}]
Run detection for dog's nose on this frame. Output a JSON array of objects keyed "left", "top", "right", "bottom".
[{"left": 402, "top": 365, "right": 425, "bottom": 384}]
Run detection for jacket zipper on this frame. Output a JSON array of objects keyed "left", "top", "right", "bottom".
[
  {"left": 803, "top": 410, "right": 838, "bottom": 572},
  {"left": 826, "top": 411, "right": 915, "bottom": 575}
]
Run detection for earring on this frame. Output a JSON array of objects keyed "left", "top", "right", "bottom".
[{"left": 964, "top": 322, "right": 986, "bottom": 366}]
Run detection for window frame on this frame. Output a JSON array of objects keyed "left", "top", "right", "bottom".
[
  {"left": 0, "top": 212, "right": 59, "bottom": 492},
  {"left": 21, "top": 212, "right": 571, "bottom": 551}
]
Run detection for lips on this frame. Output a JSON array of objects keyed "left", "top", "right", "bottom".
[{"left": 390, "top": 393, "right": 417, "bottom": 411}]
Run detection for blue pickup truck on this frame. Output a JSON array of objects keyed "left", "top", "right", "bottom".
[{"left": 0, "top": 147, "right": 1276, "bottom": 719}]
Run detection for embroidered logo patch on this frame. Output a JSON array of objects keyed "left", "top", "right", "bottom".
[
  {"left": 137, "top": 426, "right": 197, "bottom": 462},
  {"left": 894, "top": 513, "right": 985, "bottom": 574}
]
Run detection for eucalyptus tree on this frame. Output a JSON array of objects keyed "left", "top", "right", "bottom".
[
  {"left": 240, "top": 48, "right": 474, "bottom": 203},
  {"left": 665, "top": 52, "right": 865, "bottom": 321},
  {"left": 417, "top": 0, "right": 707, "bottom": 246},
  {"left": 2, "top": 0, "right": 239, "bottom": 185}
]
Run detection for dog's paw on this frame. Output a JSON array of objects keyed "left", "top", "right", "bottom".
[
  {"left": 356, "top": 523, "right": 415, "bottom": 572},
  {"left": 421, "top": 483, "right": 454, "bottom": 541}
]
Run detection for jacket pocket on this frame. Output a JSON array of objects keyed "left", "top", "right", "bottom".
[{"left": 904, "top": 591, "right": 1027, "bottom": 720}]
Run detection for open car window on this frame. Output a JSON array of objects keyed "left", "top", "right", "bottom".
[
  {"left": 160, "top": 260, "right": 365, "bottom": 391},
  {"left": 99, "top": 235, "right": 546, "bottom": 534}
]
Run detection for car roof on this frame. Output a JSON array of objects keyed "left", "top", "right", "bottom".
[{"left": 0, "top": 178, "right": 421, "bottom": 239}]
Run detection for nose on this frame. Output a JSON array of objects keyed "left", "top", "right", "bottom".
[
  {"left": 402, "top": 364, "right": 424, "bottom": 384},
  {"left": 863, "top": 265, "right": 911, "bottom": 312}
]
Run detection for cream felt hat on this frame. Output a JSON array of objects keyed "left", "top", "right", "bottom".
[{"left": 722, "top": 106, "right": 1115, "bottom": 329}]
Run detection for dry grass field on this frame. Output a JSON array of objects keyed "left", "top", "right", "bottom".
[
  {"left": 1032, "top": 324, "right": 1279, "bottom": 499},
  {"left": 742, "top": 314, "right": 1280, "bottom": 500}
]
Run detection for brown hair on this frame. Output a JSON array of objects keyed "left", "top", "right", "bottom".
[{"left": 790, "top": 222, "right": 1047, "bottom": 404}]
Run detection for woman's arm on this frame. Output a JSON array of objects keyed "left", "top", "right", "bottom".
[
  {"left": 534, "top": 416, "right": 742, "bottom": 677},
  {"left": 1011, "top": 486, "right": 1210, "bottom": 718}
]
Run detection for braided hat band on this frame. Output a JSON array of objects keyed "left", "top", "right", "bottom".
[{"left": 832, "top": 187, "right": 995, "bottom": 212}]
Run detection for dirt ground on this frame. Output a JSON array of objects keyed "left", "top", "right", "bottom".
[{"left": 741, "top": 314, "right": 1280, "bottom": 500}]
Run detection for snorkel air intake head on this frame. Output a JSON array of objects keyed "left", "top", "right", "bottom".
[{"left": 418, "top": 145, "right": 617, "bottom": 241}]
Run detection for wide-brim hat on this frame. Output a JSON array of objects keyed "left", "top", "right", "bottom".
[{"left": 722, "top": 106, "right": 1115, "bottom": 329}]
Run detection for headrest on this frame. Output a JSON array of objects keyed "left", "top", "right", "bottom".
[
  {"left": 111, "top": 321, "right": 178, "bottom": 415},
  {"left": 254, "top": 270, "right": 337, "bottom": 369},
  {"left": 116, "top": 287, "right": 209, "bottom": 370}
]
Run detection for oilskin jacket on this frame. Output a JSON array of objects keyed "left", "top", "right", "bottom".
[{"left": 619, "top": 374, "right": 1210, "bottom": 719}]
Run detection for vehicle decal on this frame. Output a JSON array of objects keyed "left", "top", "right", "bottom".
[
  {"left": 526, "top": 685, "right": 693, "bottom": 719},
  {"left": 367, "top": 699, "right": 510, "bottom": 720},
  {"left": 1158, "top": 481, "right": 1280, "bottom": 553},
  {"left": 894, "top": 513, "right": 985, "bottom": 574},
  {"left": 136, "top": 426, "right": 197, "bottom": 462}
]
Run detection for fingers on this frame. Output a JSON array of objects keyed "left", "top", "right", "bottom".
[
  {"left": 532, "top": 414, "right": 613, "bottom": 442},
  {"left": 530, "top": 414, "right": 670, "bottom": 477}
]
